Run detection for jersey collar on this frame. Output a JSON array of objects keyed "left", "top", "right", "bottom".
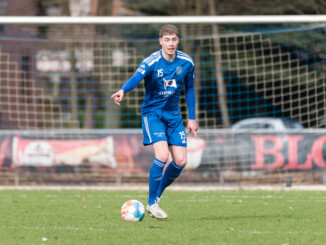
[{"left": 160, "top": 49, "right": 177, "bottom": 63}]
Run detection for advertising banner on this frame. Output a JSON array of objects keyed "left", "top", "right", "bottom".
[
  {"left": 201, "top": 132, "right": 326, "bottom": 171},
  {"left": 10, "top": 134, "right": 207, "bottom": 172},
  {"left": 12, "top": 136, "right": 116, "bottom": 168},
  {"left": 6, "top": 130, "right": 326, "bottom": 172}
]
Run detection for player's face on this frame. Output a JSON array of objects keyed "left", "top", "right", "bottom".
[{"left": 159, "top": 34, "right": 179, "bottom": 58}]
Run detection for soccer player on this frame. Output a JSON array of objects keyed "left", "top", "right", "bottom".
[{"left": 111, "top": 24, "right": 198, "bottom": 219}]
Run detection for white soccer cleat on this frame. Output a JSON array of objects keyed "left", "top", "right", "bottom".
[
  {"left": 146, "top": 191, "right": 161, "bottom": 204},
  {"left": 146, "top": 203, "right": 168, "bottom": 219},
  {"left": 156, "top": 196, "right": 161, "bottom": 204}
]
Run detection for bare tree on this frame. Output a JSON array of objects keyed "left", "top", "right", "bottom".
[{"left": 208, "top": 0, "right": 230, "bottom": 128}]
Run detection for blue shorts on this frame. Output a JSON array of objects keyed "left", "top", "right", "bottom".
[{"left": 142, "top": 110, "right": 187, "bottom": 147}]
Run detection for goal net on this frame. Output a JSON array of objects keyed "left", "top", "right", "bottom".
[
  {"left": 1, "top": 20, "right": 325, "bottom": 130},
  {"left": 0, "top": 17, "right": 326, "bottom": 184}
]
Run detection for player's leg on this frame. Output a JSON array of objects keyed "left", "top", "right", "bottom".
[
  {"left": 142, "top": 113, "right": 168, "bottom": 202},
  {"left": 156, "top": 111, "right": 187, "bottom": 199},
  {"left": 148, "top": 141, "right": 169, "bottom": 206},
  {"left": 146, "top": 141, "right": 169, "bottom": 219},
  {"left": 156, "top": 145, "right": 186, "bottom": 199},
  {"left": 142, "top": 113, "right": 168, "bottom": 219}
]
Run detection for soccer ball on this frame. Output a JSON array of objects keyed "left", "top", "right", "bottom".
[{"left": 121, "top": 200, "right": 145, "bottom": 222}]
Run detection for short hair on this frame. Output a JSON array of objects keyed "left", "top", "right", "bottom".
[{"left": 159, "top": 24, "right": 179, "bottom": 38}]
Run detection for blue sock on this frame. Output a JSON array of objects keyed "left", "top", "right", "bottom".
[
  {"left": 148, "top": 158, "right": 166, "bottom": 206},
  {"left": 156, "top": 161, "right": 184, "bottom": 198}
]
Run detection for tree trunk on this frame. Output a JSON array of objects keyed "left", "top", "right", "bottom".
[
  {"left": 209, "top": 0, "right": 230, "bottom": 128},
  {"left": 69, "top": 43, "right": 79, "bottom": 128},
  {"left": 84, "top": 92, "right": 94, "bottom": 128}
]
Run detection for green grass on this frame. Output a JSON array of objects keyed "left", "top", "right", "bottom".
[{"left": 1, "top": 189, "right": 326, "bottom": 245}]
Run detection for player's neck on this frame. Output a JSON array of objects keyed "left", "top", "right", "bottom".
[{"left": 162, "top": 51, "right": 176, "bottom": 62}]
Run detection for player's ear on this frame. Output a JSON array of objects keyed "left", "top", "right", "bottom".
[{"left": 159, "top": 38, "right": 162, "bottom": 45}]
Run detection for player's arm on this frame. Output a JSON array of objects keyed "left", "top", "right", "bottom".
[
  {"left": 111, "top": 63, "right": 148, "bottom": 105},
  {"left": 185, "top": 66, "right": 198, "bottom": 137}
]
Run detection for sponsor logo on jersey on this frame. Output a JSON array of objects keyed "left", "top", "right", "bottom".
[
  {"left": 176, "top": 66, "right": 182, "bottom": 74},
  {"left": 163, "top": 78, "right": 177, "bottom": 90},
  {"left": 159, "top": 91, "right": 175, "bottom": 97}
]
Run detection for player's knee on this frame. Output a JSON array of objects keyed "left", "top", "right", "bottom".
[
  {"left": 155, "top": 152, "right": 170, "bottom": 163},
  {"left": 174, "top": 155, "right": 187, "bottom": 167}
]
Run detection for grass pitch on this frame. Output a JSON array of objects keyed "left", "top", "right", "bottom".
[{"left": 1, "top": 188, "right": 326, "bottom": 245}]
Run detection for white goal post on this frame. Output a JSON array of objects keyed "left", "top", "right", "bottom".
[{"left": 0, "top": 15, "right": 326, "bottom": 24}]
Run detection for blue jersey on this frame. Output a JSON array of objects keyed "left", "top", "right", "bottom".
[{"left": 121, "top": 49, "right": 196, "bottom": 119}]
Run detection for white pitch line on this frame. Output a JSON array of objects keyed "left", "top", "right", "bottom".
[
  {"left": 1, "top": 184, "right": 326, "bottom": 191},
  {"left": 16, "top": 226, "right": 106, "bottom": 232},
  {"left": 237, "top": 230, "right": 326, "bottom": 236},
  {"left": 12, "top": 226, "right": 326, "bottom": 236}
]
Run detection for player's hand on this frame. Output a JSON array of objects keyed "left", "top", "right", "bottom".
[
  {"left": 187, "top": 119, "right": 198, "bottom": 138},
  {"left": 111, "top": 89, "right": 124, "bottom": 105}
]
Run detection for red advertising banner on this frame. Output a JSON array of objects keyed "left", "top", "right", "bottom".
[
  {"left": 11, "top": 135, "right": 207, "bottom": 173},
  {"left": 0, "top": 136, "right": 12, "bottom": 167},
  {"left": 207, "top": 132, "right": 326, "bottom": 171},
  {"left": 251, "top": 135, "right": 326, "bottom": 170},
  {"left": 12, "top": 136, "right": 116, "bottom": 168},
  {"left": 5, "top": 131, "right": 326, "bottom": 171}
]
